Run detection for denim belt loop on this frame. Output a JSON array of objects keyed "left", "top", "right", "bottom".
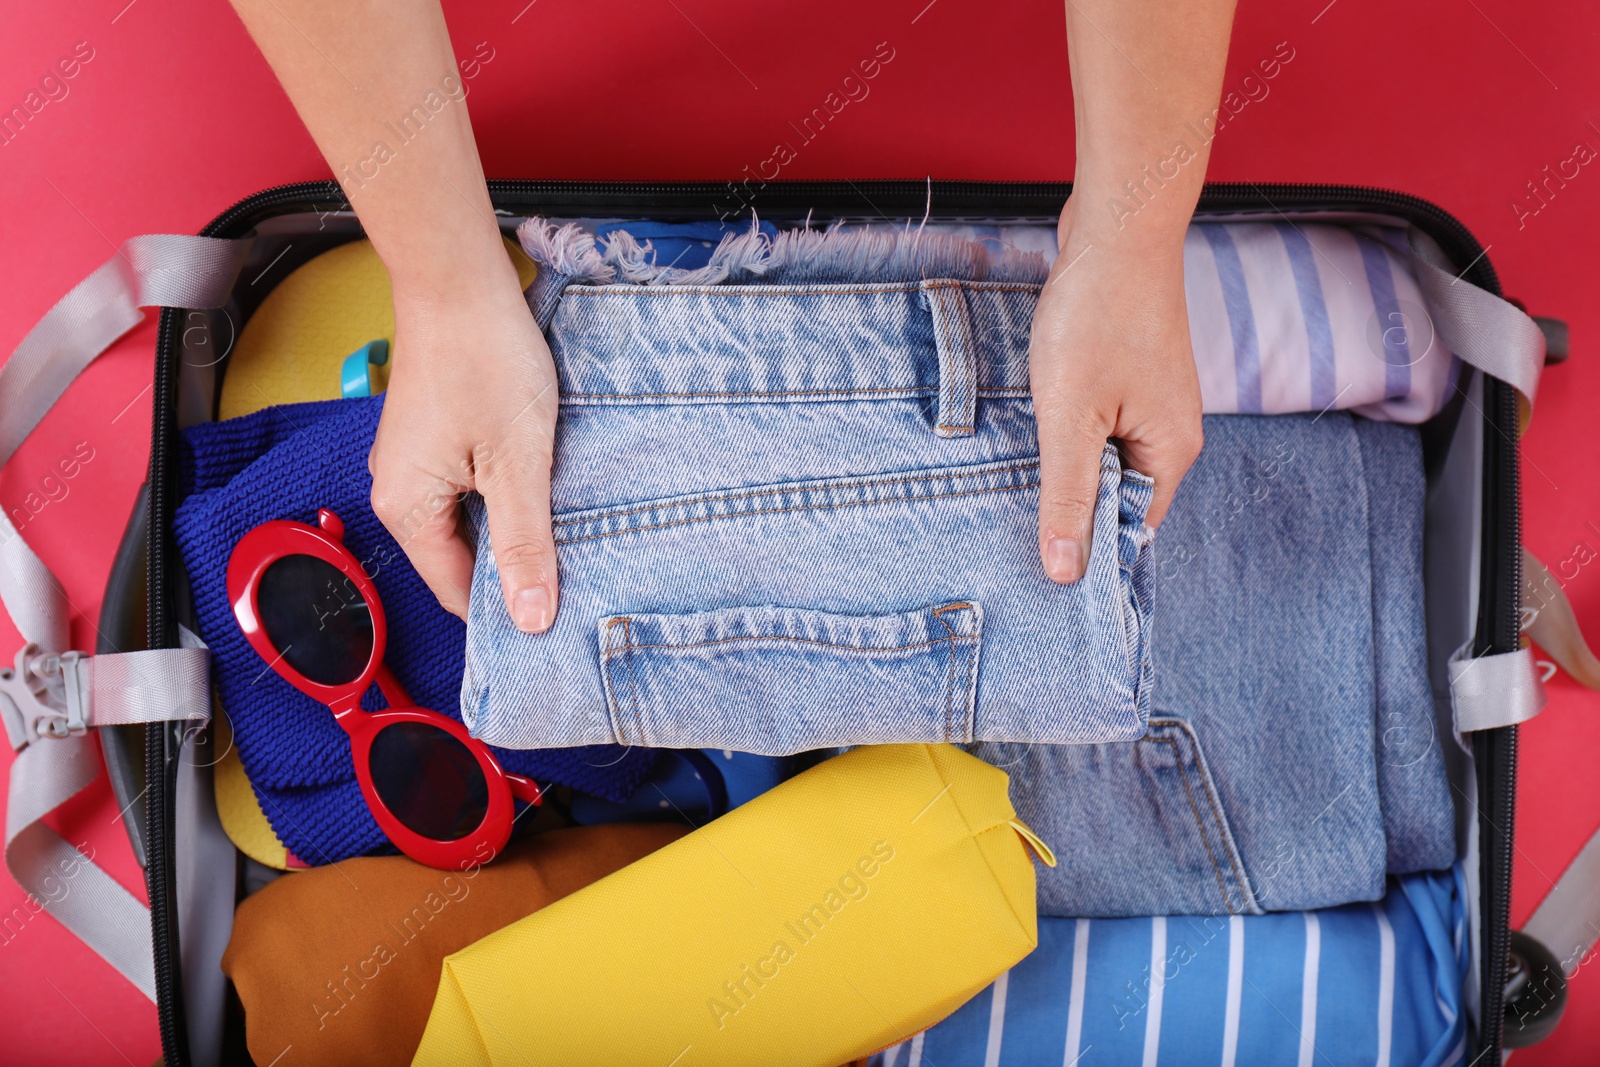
[{"left": 922, "top": 280, "right": 980, "bottom": 439}]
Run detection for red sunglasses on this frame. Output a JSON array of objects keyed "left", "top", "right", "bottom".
[{"left": 226, "top": 509, "right": 541, "bottom": 869}]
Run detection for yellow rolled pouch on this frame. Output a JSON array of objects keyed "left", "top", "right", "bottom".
[{"left": 412, "top": 743, "right": 1056, "bottom": 1067}]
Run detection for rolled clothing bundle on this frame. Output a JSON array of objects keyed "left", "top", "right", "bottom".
[
  {"left": 982, "top": 413, "right": 1455, "bottom": 917},
  {"left": 221, "top": 823, "right": 688, "bottom": 1067}
]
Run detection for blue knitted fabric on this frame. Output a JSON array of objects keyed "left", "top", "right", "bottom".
[{"left": 174, "top": 396, "right": 657, "bottom": 862}]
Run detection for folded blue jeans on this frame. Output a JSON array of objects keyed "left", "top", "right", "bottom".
[
  {"left": 462, "top": 223, "right": 1158, "bottom": 754},
  {"left": 977, "top": 414, "right": 1455, "bottom": 916}
]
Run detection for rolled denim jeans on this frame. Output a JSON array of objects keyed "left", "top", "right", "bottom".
[{"left": 462, "top": 225, "right": 1157, "bottom": 755}]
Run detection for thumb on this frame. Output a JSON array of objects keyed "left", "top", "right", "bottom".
[
  {"left": 1035, "top": 404, "right": 1110, "bottom": 585},
  {"left": 479, "top": 446, "right": 560, "bottom": 634}
]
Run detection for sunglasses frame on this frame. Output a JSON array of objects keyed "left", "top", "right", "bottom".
[{"left": 226, "top": 508, "right": 541, "bottom": 869}]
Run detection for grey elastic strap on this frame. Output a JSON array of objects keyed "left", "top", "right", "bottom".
[
  {"left": 1448, "top": 646, "right": 1546, "bottom": 734},
  {"left": 1, "top": 234, "right": 248, "bottom": 1000},
  {"left": 1449, "top": 547, "right": 1570, "bottom": 747},
  {"left": 1, "top": 235, "right": 252, "bottom": 648},
  {"left": 1525, "top": 827, "right": 1600, "bottom": 977},
  {"left": 87, "top": 645, "right": 212, "bottom": 727},
  {"left": 1407, "top": 245, "right": 1597, "bottom": 982},
  {"left": 1407, "top": 228, "right": 1545, "bottom": 409},
  {"left": 1450, "top": 548, "right": 1600, "bottom": 733},
  {"left": 1, "top": 644, "right": 210, "bottom": 747},
  {"left": 1523, "top": 548, "right": 1600, "bottom": 689},
  {"left": 1516, "top": 547, "right": 1600, "bottom": 973}
]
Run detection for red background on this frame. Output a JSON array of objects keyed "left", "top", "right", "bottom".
[{"left": 2, "top": 0, "right": 1596, "bottom": 1062}]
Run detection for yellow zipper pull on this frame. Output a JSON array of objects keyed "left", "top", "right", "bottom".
[{"left": 1009, "top": 818, "right": 1057, "bottom": 868}]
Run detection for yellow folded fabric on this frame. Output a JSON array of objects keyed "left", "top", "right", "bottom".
[{"left": 412, "top": 743, "right": 1052, "bottom": 1067}]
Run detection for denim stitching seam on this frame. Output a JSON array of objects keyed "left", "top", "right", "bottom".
[
  {"left": 595, "top": 613, "right": 979, "bottom": 748},
  {"left": 1164, "top": 718, "right": 1252, "bottom": 906},
  {"left": 934, "top": 604, "right": 966, "bottom": 748},
  {"left": 557, "top": 462, "right": 1124, "bottom": 544},
  {"left": 599, "top": 618, "right": 630, "bottom": 745},
  {"left": 951, "top": 604, "right": 982, "bottom": 743},
  {"left": 1148, "top": 731, "right": 1237, "bottom": 914},
  {"left": 598, "top": 633, "right": 980, "bottom": 656},
  {"left": 560, "top": 484, "right": 1030, "bottom": 545},
  {"left": 561, "top": 386, "right": 1033, "bottom": 402},
  {"left": 563, "top": 280, "right": 1045, "bottom": 299},
  {"left": 962, "top": 642, "right": 977, "bottom": 742},
  {"left": 1122, "top": 566, "right": 1147, "bottom": 712},
  {"left": 936, "top": 605, "right": 961, "bottom": 742},
  {"left": 562, "top": 385, "right": 935, "bottom": 401},
  {"left": 556, "top": 474, "right": 1051, "bottom": 546},
  {"left": 553, "top": 460, "right": 1042, "bottom": 530},
  {"left": 619, "top": 617, "right": 647, "bottom": 747}
]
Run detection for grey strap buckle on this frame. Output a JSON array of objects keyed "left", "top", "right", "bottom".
[{"left": 0, "top": 643, "right": 90, "bottom": 749}]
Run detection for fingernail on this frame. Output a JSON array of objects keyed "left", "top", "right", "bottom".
[
  {"left": 513, "top": 586, "right": 552, "bottom": 633},
  {"left": 1045, "top": 538, "right": 1082, "bottom": 583}
]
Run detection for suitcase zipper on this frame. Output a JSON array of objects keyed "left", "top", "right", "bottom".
[
  {"left": 147, "top": 179, "right": 1520, "bottom": 1064},
  {"left": 1478, "top": 355, "right": 1522, "bottom": 1057}
]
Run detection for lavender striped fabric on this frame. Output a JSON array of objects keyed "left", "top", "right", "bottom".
[{"left": 913, "top": 220, "right": 1459, "bottom": 423}]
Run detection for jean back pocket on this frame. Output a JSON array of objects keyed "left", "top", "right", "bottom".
[{"left": 599, "top": 602, "right": 982, "bottom": 754}]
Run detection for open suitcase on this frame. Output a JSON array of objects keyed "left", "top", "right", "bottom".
[{"left": 1, "top": 179, "right": 1562, "bottom": 1064}]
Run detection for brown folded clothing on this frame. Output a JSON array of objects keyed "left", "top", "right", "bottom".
[{"left": 222, "top": 823, "right": 687, "bottom": 1067}]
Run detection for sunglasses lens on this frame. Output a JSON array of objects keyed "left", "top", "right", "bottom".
[
  {"left": 257, "top": 554, "right": 374, "bottom": 686},
  {"left": 369, "top": 721, "right": 491, "bottom": 842}
]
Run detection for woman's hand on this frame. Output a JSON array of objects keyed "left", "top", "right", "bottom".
[
  {"left": 228, "top": 0, "right": 564, "bottom": 630},
  {"left": 1031, "top": 0, "right": 1237, "bottom": 581},
  {"left": 370, "top": 270, "right": 562, "bottom": 632},
  {"left": 1028, "top": 197, "right": 1203, "bottom": 582}
]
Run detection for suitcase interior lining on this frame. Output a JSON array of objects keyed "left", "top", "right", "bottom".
[{"left": 158, "top": 205, "right": 1496, "bottom": 1066}]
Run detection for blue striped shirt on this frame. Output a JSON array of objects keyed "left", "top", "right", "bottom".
[{"left": 874, "top": 868, "right": 1467, "bottom": 1067}]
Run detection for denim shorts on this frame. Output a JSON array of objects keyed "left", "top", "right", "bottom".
[{"left": 461, "top": 223, "right": 1157, "bottom": 755}]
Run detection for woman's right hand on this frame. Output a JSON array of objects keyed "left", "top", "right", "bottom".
[{"left": 370, "top": 265, "right": 563, "bottom": 634}]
